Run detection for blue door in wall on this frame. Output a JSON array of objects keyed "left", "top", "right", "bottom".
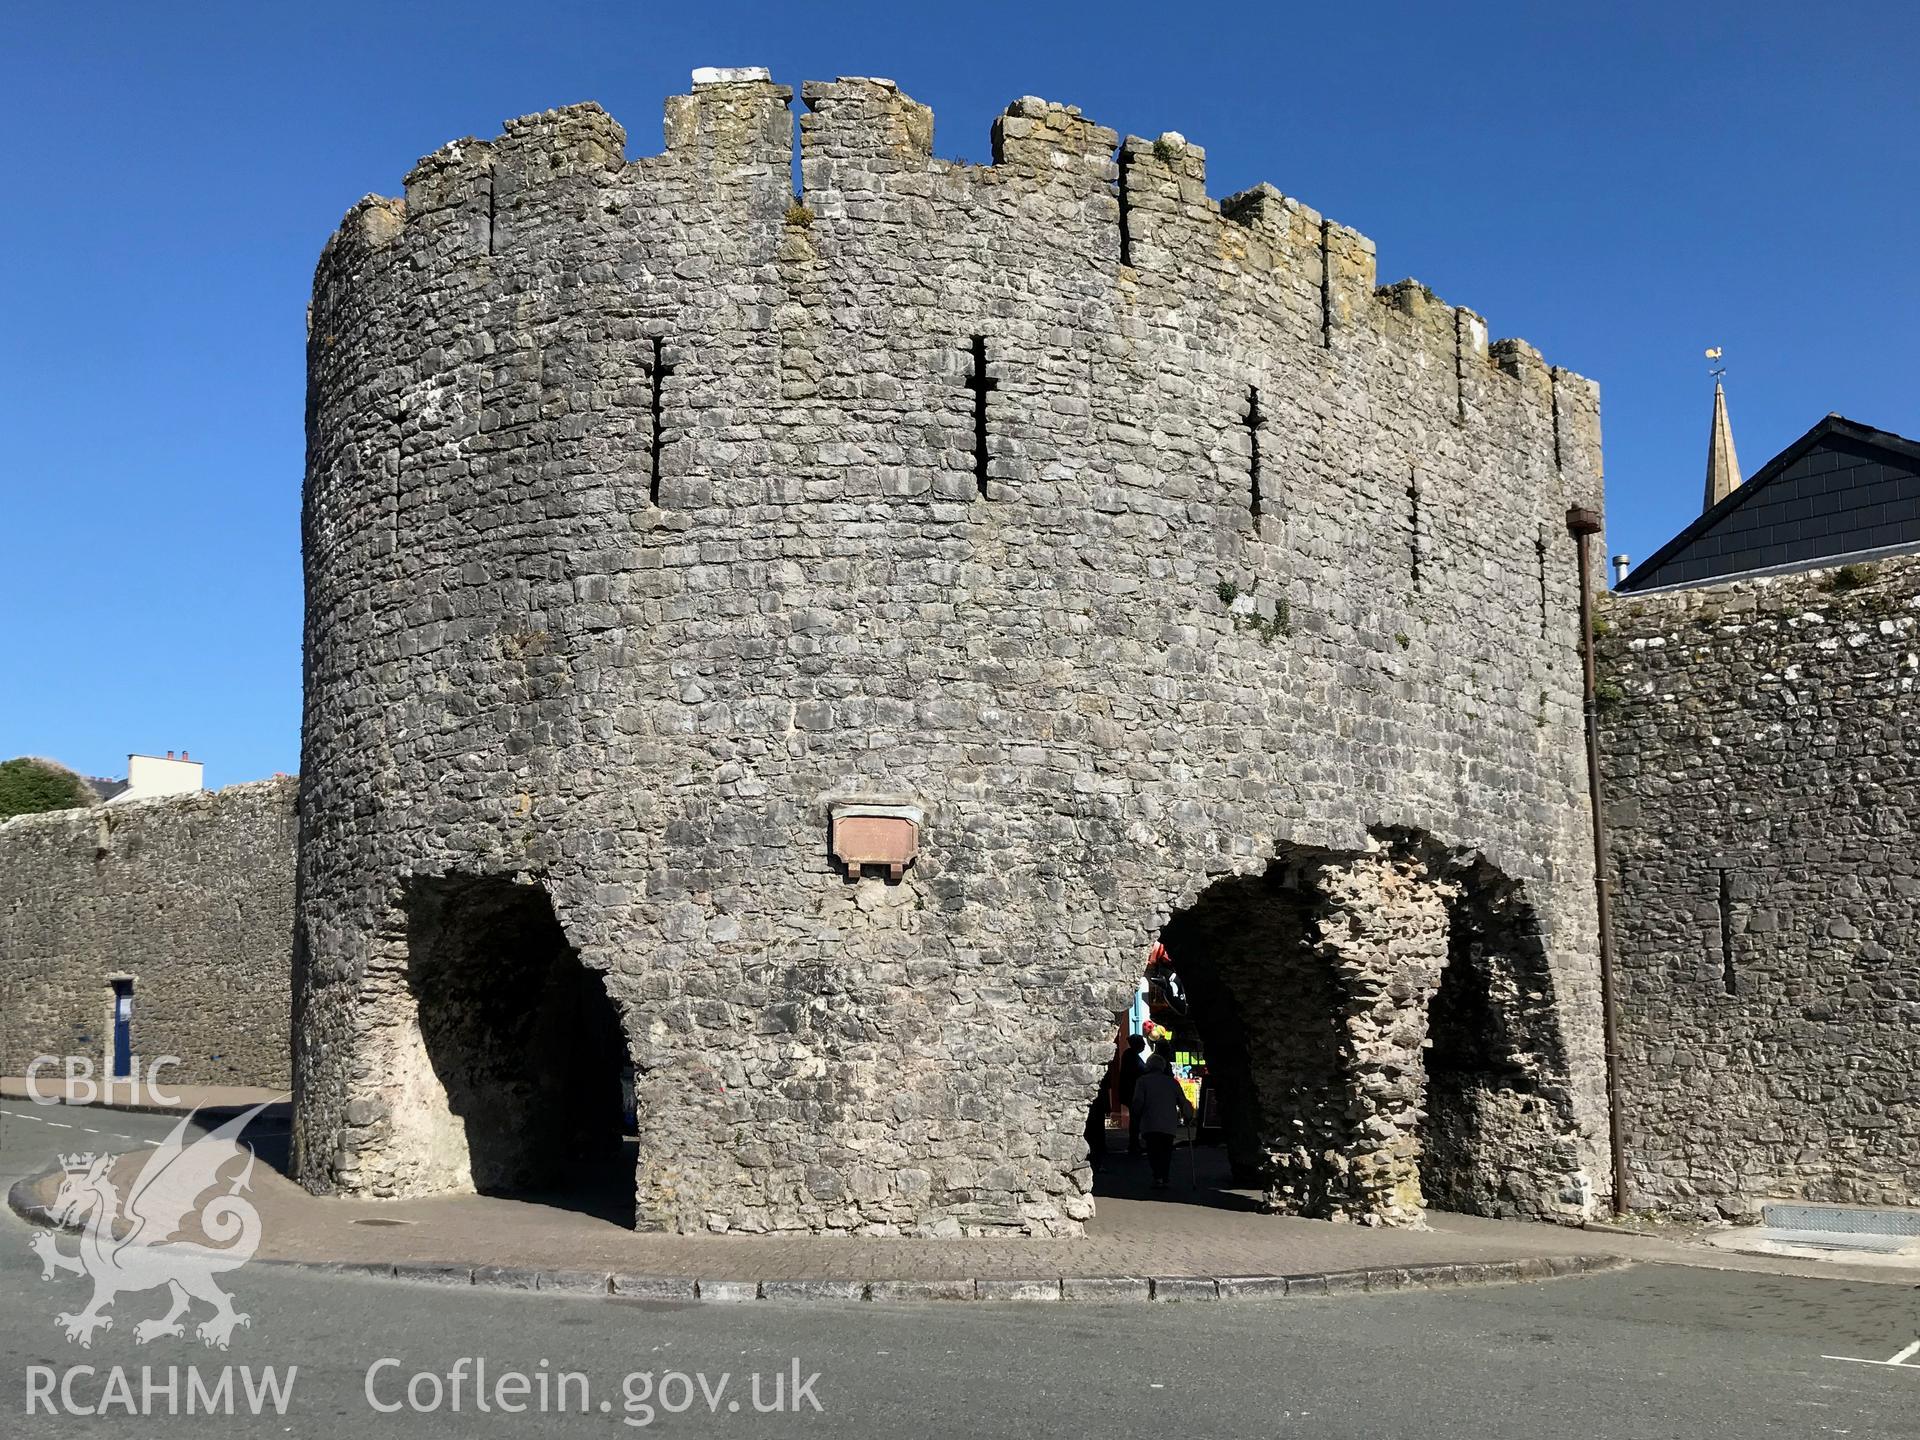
[{"left": 111, "top": 981, "right": 133, "bottom": 1079}]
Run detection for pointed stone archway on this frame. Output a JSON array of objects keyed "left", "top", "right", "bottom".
[{"left": 1154, "top": 834, "right": 1584, "bottom": 1225}]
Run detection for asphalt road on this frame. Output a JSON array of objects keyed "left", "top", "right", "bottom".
[{"left": 3, "top": 1100, "right": 1916, "bottom": 1438}]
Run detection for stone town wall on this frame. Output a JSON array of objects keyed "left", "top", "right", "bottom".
[
  {"left": 296, "top": 70, "right": 1611, "bottom": 1235},
  {"left": 0, "top": 779, "right": 297, "bottom": 1089},
  {"left": 1598, "top": 555, "right": 1920, "bottom": 1215}
]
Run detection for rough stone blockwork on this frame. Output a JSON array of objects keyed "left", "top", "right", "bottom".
[
  {"left": 296, "top": 72, "right": 1610, "bottom": 1235},
  {"left": 0, "top": 780, "right": 296, "bottom": 1087},
  {"left": 1165, "top": 838, "right": 1587, "bottom": 1224},
  {"left": 1599, "top": 557, "right": 1920, "bottom": 1215}
]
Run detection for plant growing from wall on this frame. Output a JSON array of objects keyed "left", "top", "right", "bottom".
[
  {"left": 1236, "top": 598, "right": 1293, "bottom": 645},
  {"left": 1822, "top": 562, "right": 1876, "bottom": 593},
  {"left": 1213, "top": 576, "right": 1292, "bottom": 644}
]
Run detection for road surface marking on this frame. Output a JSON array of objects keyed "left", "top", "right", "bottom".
[{"left": 1823, "top": 1340, "right": 1920, "bottom": 1369}]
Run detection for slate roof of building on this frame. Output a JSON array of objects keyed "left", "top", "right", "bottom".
[{"left": 1620, "top": 414, "right": 1920, "bottom": 592}]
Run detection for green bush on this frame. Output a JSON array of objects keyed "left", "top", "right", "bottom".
[{"left": 0, "top": 757, "right": 96, "bottom": 819}]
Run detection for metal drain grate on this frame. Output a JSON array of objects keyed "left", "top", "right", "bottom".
[
  {"left": 1761, "top": 1203, "right": 1920, "bottom": 1237},
  {"left": 1757, "top": 1228, "right": 1912, "bottom": 1254}
]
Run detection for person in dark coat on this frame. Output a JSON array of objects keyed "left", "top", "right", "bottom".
[
  {"left": 1130, "top": 1053, "right": 1196, "bottom": 1189},
  {"left": 1084, "top": 1086, "right": 1109, "bottom": 1168},
  {"left": 1117, "top": 1034, "right": 1147, "bottom": 1155}
]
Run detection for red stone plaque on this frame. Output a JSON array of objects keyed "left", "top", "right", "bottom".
[{"left": 829, "top": 803, "right": 923, "bottom": 882}]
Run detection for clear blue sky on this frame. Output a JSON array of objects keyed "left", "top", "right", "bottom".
[{"left": 3, "top": 2, "right": 1914, "bottom": 789}]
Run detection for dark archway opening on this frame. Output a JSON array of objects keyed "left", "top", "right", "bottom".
[
  {"left": 1163, "top": 865, "right": 1349, "bottom": 1211},
  {"left": 1090, "top": 860, "right": 1349, "bottom": 1216},
  {"left": 1091, "top": 841, "right": 1582, "bottom": 1226},
  {"left": 406, "top": 874, "right": 634, "bottom": 1224}
]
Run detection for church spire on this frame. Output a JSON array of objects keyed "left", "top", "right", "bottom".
[{"left": 1702, "top": 349, "right": 1742, "bottom": 511}]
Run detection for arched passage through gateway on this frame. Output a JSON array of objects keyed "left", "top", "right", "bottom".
[
  {"left": 1104, "top": 837, "right": 1582, "bottom": 1224},
  {"left": 398, "top": 873, "right": 635, "bottom": 1223}
]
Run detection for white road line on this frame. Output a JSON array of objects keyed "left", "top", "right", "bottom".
[
  {"left": 43, "top": 1122, "right": 71, "bottom": 1130},
  {"left": 1823, "top": 1339, "right": 1920, "bottom": 1369}
]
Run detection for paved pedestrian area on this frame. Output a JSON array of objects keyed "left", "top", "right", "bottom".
[{"left": 4, "top": 1093, "right": 1905, "bottom": 1288}]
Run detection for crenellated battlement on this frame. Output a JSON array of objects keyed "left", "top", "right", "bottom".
[
  {"left": 991, "top": 96, "right": 1118, "bottom": 178},
  {"left": 497, "top": 102, "right": 627, "bottom": 174},
  {"left": 319, "top": 192, "right": 407, "bottom": 260},
  {"left": 799, "top": 76, "right": 931, "bottom": 169},
  {"left": 665, "top": 73, "right": 792, "bottom": 178},
  {"left": 314, "top": 70, "right": 1589, "bottom": 423},
  {"left": 403, "top": 137, "right": 491, "bottom": 220}
]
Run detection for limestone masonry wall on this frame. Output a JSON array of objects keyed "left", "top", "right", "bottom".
[
  {"left": 1599, "top": 556, "right": 1920, "bottom": 1215},
  {"left": 0, "top": 779, "right": 297, "bottom": 1088},
  {"left": 296, "top": 71, "right": 1610, "bottom": 1235}
]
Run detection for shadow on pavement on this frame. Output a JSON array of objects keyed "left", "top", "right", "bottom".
[
  {"left": 224, "top": 1108, "right": 637, "bottom": 1229},
  {"left": 1089, "top": 1134, "right": 1268, "bottom": 1214}
]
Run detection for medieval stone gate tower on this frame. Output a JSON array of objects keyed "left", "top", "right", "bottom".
[{"left": 294, "top": 69, "right": 1611, "bottom": 1235}]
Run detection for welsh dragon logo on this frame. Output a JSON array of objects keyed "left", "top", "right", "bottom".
[{"left": 30, "top": 1104, "right": 267, "bottom": 1349}]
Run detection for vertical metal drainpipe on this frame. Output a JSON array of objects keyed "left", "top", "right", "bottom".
[{"left": 1567, "top": 504, "right": 1630, "bottom": 1216}]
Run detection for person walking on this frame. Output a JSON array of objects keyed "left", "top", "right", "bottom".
[
  {"left": 1117, "top": 1033, "right": 1147, "bottom": 1156},
  {"left": 1084, "top": 1086, "right": 1109, "bottom": 1169},
  {"left": 1130, "top": 1053, "right": 1195, "bottom": 1190}
]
